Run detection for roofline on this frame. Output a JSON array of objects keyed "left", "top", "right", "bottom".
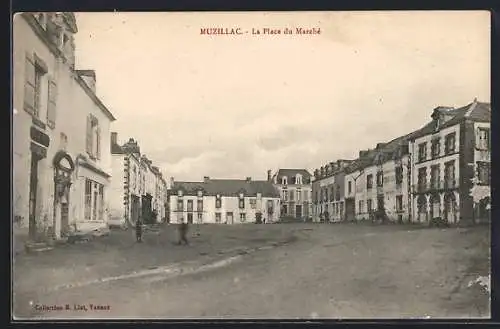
[{"left": 22, "top": 13, "right": 117, "bottom": 122}]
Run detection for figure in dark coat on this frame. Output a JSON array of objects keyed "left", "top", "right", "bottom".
[
  {"left": 177, "top": 220, "right": 189, "bottom": 245},
  {"left": 136, "top": 217, "right": 143, "bottom": 243}
]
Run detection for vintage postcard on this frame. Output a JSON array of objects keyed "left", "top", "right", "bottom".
[{"left": 11, "top": 11, "right": 491, "bottom": 320}]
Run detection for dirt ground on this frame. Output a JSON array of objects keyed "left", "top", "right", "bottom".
[{"left": 13, "top": 223, "right": 490, "bottom": 319}]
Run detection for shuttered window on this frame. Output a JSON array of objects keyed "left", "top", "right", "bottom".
[
  {"left": 96, "top": 126, "right": 101, "bottom": 159},
  {"left": 86, "top": 115, "right": 93, "bottom": 154},
  {"left": 24, "top": 55, "right": 36, "bottom": 115},
  {"left": 46, "top": 77, "right": 57, "bottom": 128}
]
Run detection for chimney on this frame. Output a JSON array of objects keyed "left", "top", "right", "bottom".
[
  {"left": 76, "top": 70, "right": 96, "bottom": 93},
  {"left": 111, "top": 132, "right": 118, "bottom": 145},
  {"left": 359, "top": 150, "right": 369, "bottom": 158},
  {"left": 267, "top": 170, "right": 272, "bottom": 181},
  {"left": 203, "top": 176, "right": 210, "bottom": 183},
  {"left": 246, "top": 177, "right": 251, "bottom": 182},
  {"left": 376, "top": 143, "right": 385, "bottom": 150}
]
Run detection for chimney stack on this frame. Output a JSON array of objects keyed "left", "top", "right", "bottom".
[
  {"left": 111, "top": 132, "right": 117, "bottom": 145},
  {"left": 267, "top": 170, "right": 272, "bottom": 181},
  {"left": 246, "top": 177, "right": 251, "bottom": 182},
  {"left": 203, "top": 176, "right": 210, "bottom": 183}
]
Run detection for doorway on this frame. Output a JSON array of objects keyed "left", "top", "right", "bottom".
[
  {"left": 295, "top": 205, "right": 302, "bottom": 219},
  {"left": 344, "top": 198, "right": 355, "bottom": 221},
  {"left": 226, "top": 212, "right": 233, "bottom": 224},
  {"left": 29, "top": 153, "right": 41, "bottom": 240},
  {"left": 187, "top": 213, "right": 193, "bottom": 224}
]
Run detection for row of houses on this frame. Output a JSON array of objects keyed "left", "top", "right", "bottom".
[
  {"left": 13, "top": 12, "right": 167, "bottom": 247},
  {"left": 312, "top": 100, "right": 491, "bottom": 226}
]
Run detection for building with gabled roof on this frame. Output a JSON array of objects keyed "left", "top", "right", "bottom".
[
  {"left": 169, "top": 176, "right": 280, "bottom": 224},
  {"left": 269, "top": 169, "right": 313, "bottom": 221},
  {"left": 409, "top": 99, "right": 490, "bottom": 225}
]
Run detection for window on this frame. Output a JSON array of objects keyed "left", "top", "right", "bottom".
[
  {"left": 215, "top": 195, "right": 221, "bottom": 208},
  {"left": 250, "top": 199, "right": 257, "bottom": 209},
  {"left": 297, "top": 190, "right": 301, "bottom": 202},
  {"left": 187, "top": 200, "right": 193, "bottom": 212},
  {"left": 396, "top": 195, "right": 403, "bottom": 212},
  {"left": 239, "top": 198, "right": 245, "bottom": 209},
  {"left": 348, "top": 181, "right": 352, "bottom": 194},
  {"left": 46, "top": 77, "right": 57, "bottom": 128},
  {"left": 477, "top": 128, "right": 490, "bottom": 150},
  {"left": 197, "top": 213, "right": 203, "bottom": 223},
  {"left": 395, "top": 166, "right": 403, "bottom": 185},
  {"left": 267, "top": 200, "right": 274, "bottom": 212},
  {"left": 430, "top": 165, "right": 440, "bottom": 189},
  {"left": 335, "top": 185, "right": 341, "bottom": 201},
  {"left": 376, "top": 171, "right": 383, "bottom": 187},
  {"left": 197, "top": 190, "right": 203, "bottom": 197},
  {"left": 84, "top": 179, "right": 104, "bottom": 221},
  {"left": 367, "top": 199, "right": 373, "bottom": 212},
  {"left": 431, "top": 138, "right": 441, "bottom": 158},
  {"left": 444, "top": 161, "right": 456, "bottom": 188},
  {"left": 296, "top": 175, "right": 302, "bottom": 185},
  {"left": 215, "top": 212, "right": 221, "bottom": 223},
  {"left": 290, "top": 190, "right": 295, "bottom": 201},
  {"left": 445, "top": 133, "right": 456, "bottom": 154},
  {"left": 418, "top": 167, "right": 427, "bottom": 188},
  {"left": 86, "top": 115, "right": 101, "bottom": 159},
  {"left": 329, "top": 187, "right": 334, "bottom": 201},
  {"left": 197, "top": 199, "right": 203, "bottom": 212},
  {"left": 366, "top": 174, "right": 373, "bottom": 189},
  {"left": 177, "top": 199, "right": 183, "bottom": 211},
  {"left": 477, "top": 162, "right": 490, "bottom": 185},
  {"left": 24, "top": 54, "right": 46, "bottom": 117},
  {"left": 303, "top": 190, "right": 309, "bottom": 202},
  {"left": 239, "top": 213, "right": 246, "bottom": 222},
  {"left": 283, "top": 189, "right": 288, "bottom": 201},
  {"left": 282, "top": 177, "right": 287, "bottom": 185},
  {"left": 418, "top": 143, "right": 427, "bottom": 162},
  {"left": 358, "top": 200, "right": 364, "bottom": 214}
]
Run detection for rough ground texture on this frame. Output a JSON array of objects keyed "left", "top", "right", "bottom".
[{"left": 13, "top": 223, "right": 490, "bottom": 319}]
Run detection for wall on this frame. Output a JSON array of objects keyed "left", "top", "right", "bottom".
[
  {"left": 108, "top": 154, "right": 125, "bottom": 226},
  {"left": 13, "top": 14, "right": 114, "bottom": 239}
]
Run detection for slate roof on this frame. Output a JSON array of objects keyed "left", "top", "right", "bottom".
[
  {"left": 171, "top": 179, "right": 280, "bottom": 198},
  {"left": 342, "top": 100, "right": 490, "bottom": 174},
  {"left": 275, "top": 169, "right": 312, "bottom": 184}
]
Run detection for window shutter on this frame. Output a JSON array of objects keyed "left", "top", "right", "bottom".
[
  {"left": 86, "top": 115, "right": 92, "bottom": 154},
  {"left": 96, "top": 126, "right": 101, "bottom": 159},
  {"left": 24, "top": 55, "right": 36, "bottom": 114},
  {"left": 47, "top": 76, "right": 57, "bottom": 128}
]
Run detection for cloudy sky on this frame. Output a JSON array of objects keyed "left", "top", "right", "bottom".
[{"left": 73, "top": 11, "right": 490, "bottom": 181}]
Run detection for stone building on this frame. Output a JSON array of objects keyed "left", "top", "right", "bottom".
[
  {"left": 109, "top": 133, "right": 167, "bottom": 227},
  {"left": 409, "top": 100, "right": 491, "bottom": 225},
  {"left": 13, "top": 12, "right": 116, "bottom": 249},
  {"left": 169, "top": 176, "right": 280, "bottom": 224},
  {"left": 270, "top": 169, "right": 312, "bottom": 220}
]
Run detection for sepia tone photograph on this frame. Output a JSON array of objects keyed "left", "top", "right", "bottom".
[{"left": 11, "top": 11, "right": 491, "bottom": 320}]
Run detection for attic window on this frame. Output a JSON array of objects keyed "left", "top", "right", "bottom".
[
  {"left": 178, "top": 190, "right": 183, "bottom": 197},
  {"left": 197, "top": 190, "right": 203, "bottom": 197},
  {"left": 296, "top": 174, "right": 302, "bottom": 185},
  {"left": 282, "top": 177, "right": 287, "bottom": 185}
]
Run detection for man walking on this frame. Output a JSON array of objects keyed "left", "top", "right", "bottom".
[
  {"left": 136, "top": 216, "right": 143, "bottom": 243},
  {"left": 177, "top": 219, "right": 189, "bottom": 245}
]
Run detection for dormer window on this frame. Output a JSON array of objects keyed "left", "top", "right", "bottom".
[
  {"left": 296, "top": 174, "right": 302, "bottom": 185},
  {"left": 197, "top": 190, "right": 203, "bottom": 197},
  {"left": 257, "top": 193, "right": 262, "bottom": 199},
  {"left": 178, "top": 190, "right": 183, "bottom": 197},
  {"left": 282, "top": 177, "right": 287, "bottom": 185}
]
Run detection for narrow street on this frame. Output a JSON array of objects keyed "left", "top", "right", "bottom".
[{"left": 13, "top": 224, "right": 490, "bottom": 319}]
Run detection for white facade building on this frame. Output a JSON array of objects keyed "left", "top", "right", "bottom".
[
  {"left": 13, "top": 12, "right": 116, "bottom": 248},
  {"left": 169, "top": 177, "right": 281, "bottom": 224}
]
